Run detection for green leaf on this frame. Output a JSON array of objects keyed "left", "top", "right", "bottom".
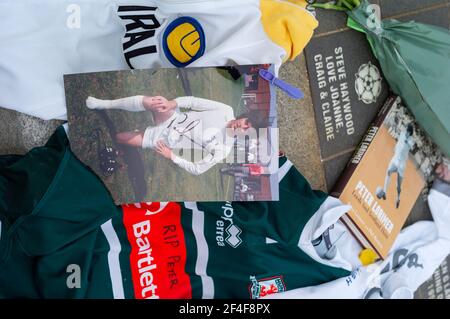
[{"left": 311, "top": 2, "right": 347, "bottom": 11}]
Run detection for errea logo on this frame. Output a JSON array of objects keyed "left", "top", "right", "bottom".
[
  {"left": 216, "top": 202, "right": 243, "bottom": 248},
  {"left": 225, "top": 224, "right": 242, "bottom": 248}
]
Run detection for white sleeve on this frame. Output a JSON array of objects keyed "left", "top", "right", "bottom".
[
  {"left": 171, "top": 142, "right": 230, "bottom": 176},
  {"left": 263, "top": 268, "right": 373, "bottom": 299},
  {"left": 175, "top": 96, "right": 234, "bottom": 116}
]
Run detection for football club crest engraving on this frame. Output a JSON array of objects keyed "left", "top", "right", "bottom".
[{"left": 355, "top": 62, "right": 382, "bottom": 104}]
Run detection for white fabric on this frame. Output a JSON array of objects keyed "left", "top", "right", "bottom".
[
  {"left": 265, "top": 182, "right": 450, "bottom": 299},
  {"left": 277, "top": 159, "right": 293, "bottom": 182},
  {"left": 142, "top": 112, "right": 179, "bottom": 149},
  {"left": 389, "top": 130, "right": 414, "bottom": 176},
  {"left": 298, "top": 197, "right": 359, "bottom": 272},
  {"left": 168, "top": 97, "right": 236, "bottom": 175},
  {"left": 0, "top": 0, "right": 287, "bottom": 120},
  {"left": 101, "top": 219, "right": 125, "bottom": 299},
  {"left": 86, "top": 95, "right": 145, "bottom": 112},
  {"left": 184, "top": 202, "right": 215, "bottom": 299}
]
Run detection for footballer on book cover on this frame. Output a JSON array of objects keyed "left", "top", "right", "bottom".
[{"left": 333, "top": 96, "right": 446, "bottom": 259}]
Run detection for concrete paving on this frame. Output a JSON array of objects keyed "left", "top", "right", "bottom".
[{"left": 0, "top": 108, "right": 62, "bottom": 155}]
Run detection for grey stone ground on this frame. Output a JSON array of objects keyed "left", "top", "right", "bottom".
[{"left": 0, "top": 110, "right": 62, "bottom": 155}]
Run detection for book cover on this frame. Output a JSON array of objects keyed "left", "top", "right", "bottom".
[
  {"left": 64, "top": 65, "right": 279, "bottom": 204},
  {"left": 332, "top": 96, "right": 445, "bottom": 259}
]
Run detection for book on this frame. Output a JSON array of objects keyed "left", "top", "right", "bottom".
[
  {"left": 64, "top": 64, "right": 279, "bottom": 204},
  {"left": 332, "top": 95, "right": 446, "bottom": 259}
]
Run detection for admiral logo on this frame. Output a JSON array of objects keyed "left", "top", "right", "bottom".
[
  {"left": 249, "top": 275, "right": 286, "bottom": 299},
  {"left": 118, "top": 6, "right": 205, "bottom": 69},
  {"left": 216, "top": 202, "right": 243, "bottom": 248},
  {"left": 118, "top": 5, "right": 161, "bottom": 69}
]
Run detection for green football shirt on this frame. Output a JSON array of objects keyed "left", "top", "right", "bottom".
[{"left": 0, "top": 127, "right": 349, "bottom": 299}]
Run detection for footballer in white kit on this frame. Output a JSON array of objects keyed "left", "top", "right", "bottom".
[
  {"left": 376, "top": 124, "right": 415, "bottom": 208},
  {"left": 86, "top": 94, "right": 267, "bottom": 176}
]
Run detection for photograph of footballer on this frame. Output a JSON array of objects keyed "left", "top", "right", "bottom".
[{"left": 64, "top": 65, "right": 279, "bottom": 204}]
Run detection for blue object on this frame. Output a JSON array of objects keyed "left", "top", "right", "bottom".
[{"left": 258, "top": 69, "right": 304, "bottom": 99}]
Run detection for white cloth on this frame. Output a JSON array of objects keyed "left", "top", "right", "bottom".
[
  {"left": 264, "top": 181, "right": 450, "bottom": 299},
  {"left": 298, "top": 197, "right": 360, "bottom": 272},
  {"left": 143, "top": 96, "right": 235, "bottom": 176},
  {"left": 0, "top": 0, "right": 312, "bottom": 120},
  {"left": 389, "top": 130, "right": 414, "bottom": 176}
]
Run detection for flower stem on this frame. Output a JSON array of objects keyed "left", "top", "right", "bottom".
[
  {"left": 341, "top": 0, "right": 354, "bottom": 10},
  {"left": 312, "top": 0, "right": 361, "bottom": 11},
  {"left": 311, "top": 2, "right": 348, "bottom": 11}
]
